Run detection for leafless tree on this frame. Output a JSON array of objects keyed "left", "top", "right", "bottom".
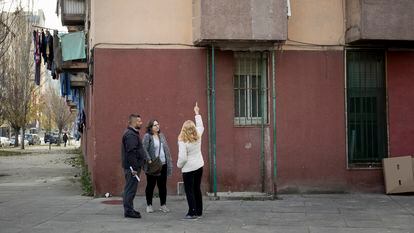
[
  {"left": 0, "top": 0, "right": 19, "bottom": 60},
  {"left": 46, "top": 87, "right": 75, "bottom": 146},
  {"left": 1, "top": 6, "right": 36, "bottom": 149},
  {"left": 40, "top": 87, "right": 53, "bottom": 134},
  {"left": 0, "top": 1, "right": 19, "bottom": 121}
]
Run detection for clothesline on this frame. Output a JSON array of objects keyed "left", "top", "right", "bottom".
[{"left": 32, "top": 24, "right": 66, "bottom": 33}]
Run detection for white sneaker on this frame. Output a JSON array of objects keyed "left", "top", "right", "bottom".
[
  {"left": 159, "top": 205, "right": 170, "bottom": 213},
  {"left": 146, "top": 205, "right": 154, "bottom": 213}
]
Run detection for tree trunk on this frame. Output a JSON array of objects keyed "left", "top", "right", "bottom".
[
  {"left": 57, "top": 128, "right": 62, "bottom": 146},
  {"left": 13, "top": 128, "right": 19, "bottom": 147},
  {"left": 21, "top": 127, "right": 25, "bottom": 150}
]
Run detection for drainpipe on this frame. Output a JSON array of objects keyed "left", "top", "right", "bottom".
[
  {"left": 271, "top": 50, "right": 277, "bottom": 197},
  {"left": 260, "top": 53, "right": 266, "bottom": 193},
  {"left": 206, "top": 49, "right": 213, "bottom": 193},
  {"left": 211, "top": 45, "right": 217, "bottom": 196}
]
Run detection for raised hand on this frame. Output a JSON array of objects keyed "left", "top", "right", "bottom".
[{"left": 194, "top": 102, "right": 200, "bottom": 115}]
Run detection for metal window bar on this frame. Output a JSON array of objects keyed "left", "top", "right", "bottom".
[
  {"left": 346, "top": 50, "right": 387, "bottom": 164},
  {"left": 234, "top": 52, "right": 268, "bottom": 125}
]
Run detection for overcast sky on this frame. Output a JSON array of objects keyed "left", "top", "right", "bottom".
[
  {"left": 37, "top": 0, "right": 67, "bottom": 32},
  {"left": 2, "top": 0, "right": 67, "bottom": 32}
]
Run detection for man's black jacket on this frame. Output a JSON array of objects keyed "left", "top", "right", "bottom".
[{"left": 121, "top": 127, "right": 146, "bottom": 171}]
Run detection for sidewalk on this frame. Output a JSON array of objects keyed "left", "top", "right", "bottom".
[
  {"left": 1, "top": 188, "right": 414, "bottom": 233},
  {"left": 0, "top": 147, "right": 413, "bottom": 233}
]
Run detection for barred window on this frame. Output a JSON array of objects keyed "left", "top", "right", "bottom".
[
  {"left": 346, "top": 50, "right": 387, "bottom": 166},
  {"left": 234, "top": 52, "right": 268, "bottom": 126}
]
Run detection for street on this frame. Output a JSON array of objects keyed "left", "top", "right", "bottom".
[{"left": 0, "top": 146, "right": 414, "bottom": 233}]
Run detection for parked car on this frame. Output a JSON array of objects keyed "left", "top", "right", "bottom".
[
  {"left": 9, "top": 136, "right": 29, "bottom": 146},
  {"left": 52, "top": 133, "right": 62, "bottom": 144},
  {"left": 0, "top": 137, "right": 11, "bottom": 147},
  {"left": 44, "top": 133, "right": 51, "bottom": 143},
  {"left": 44, "top": 133, "right": 55, "bottom": 144},
  {"left": 25, "top": 134, "right": 41, "bottom": 145},
  {"left": 44, "top": 133, "right": 61, "bottom": 144}
]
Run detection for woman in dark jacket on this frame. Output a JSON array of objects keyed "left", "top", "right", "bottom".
[{"left": 142, "top": 120, "right": 173, "bottom": 213}]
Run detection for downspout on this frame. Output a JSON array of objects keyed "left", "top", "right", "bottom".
[
  {"left": 260, "top": 53, "right": 266, "bottom": 193},
  {"left": 206, "top": 49, "right": 213, "bottom": 193},
  {"left": 272, "top": 50, "right": 277, "bottom": 197},
  {"left": 211, "top": 45, "right": 217, "bottom": 196}
]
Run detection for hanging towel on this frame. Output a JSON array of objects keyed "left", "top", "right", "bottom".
[{"left": 61, "top": 31, "right": 86, "bottom": 62}]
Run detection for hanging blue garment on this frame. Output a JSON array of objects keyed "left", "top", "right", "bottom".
[
  {"left": 79, "top": 93, "right": 84, "bottom": 111},
  {"left": 61, "top": 31, "right": 86, "bottom": 61},
  {"left": 59, "top": 73, "right": 72, "bottom": 97},
  {"left": 60, "top": 73, "right": 66, "bottom": 96},
  {"left": 66, "top": 73, "right": 71, "bottom": 97}
]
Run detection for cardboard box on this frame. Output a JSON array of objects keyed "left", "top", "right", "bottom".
[{"left": 382, "top": 156, "right": 414, "bottom": 194}]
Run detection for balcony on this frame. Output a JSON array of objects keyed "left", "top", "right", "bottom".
[
  {"left": 66, "top": 99, "right": 77, "bottom": 108},
  {"left": 193, "top": 0, "right": 287, "bottom": 47},
  {"left": 58, "top": 0, "right": 85, "bottom": 26},
  {"left": 60, "top": 31, "right": 87, "bottom": 72},
  {"left": 62, "top": 60, "right": 87, "bottom": 72},
  {"left": 346, "top": 0, "right": 414, "bottom": 44},
  {"left": 70, "top": 73, "right": 88, "bottom": 87}
]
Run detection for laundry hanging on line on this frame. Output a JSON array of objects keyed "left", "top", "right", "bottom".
[{"left": 32, "top": 29, "right": 56, "bottom": 85}]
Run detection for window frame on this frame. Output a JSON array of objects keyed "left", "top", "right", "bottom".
[
  {"left": 344, "top": 48, "right": 389, "bottom": 169},
  {"left": 233, "top": 52, "right": 269, "bottom": 126}
]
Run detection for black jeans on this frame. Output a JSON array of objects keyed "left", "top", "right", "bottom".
[
  {"left": 123, "top": 168, "right": 139, "bottom": 214},
  {"left": 145, "top": 164, "right": 167, "bottom": 206},
  {"left": 182, "top": 167, "right": 203, "bottom": 216}
]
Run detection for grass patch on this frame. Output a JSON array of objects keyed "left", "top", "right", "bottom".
[
  {"left": 65, "top": 149, "right": 94, "bottom": 196},
  {"left": 67, "top": 148, "right": 82, "bottom": 155},
  {"left": 0, "top": 150, "right": 31, "bottom": 156}
]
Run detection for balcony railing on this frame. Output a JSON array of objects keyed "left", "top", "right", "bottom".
[
  {"left": 62, "top": 60, "right": 87, "bottom": 72},
  {"left": 59, "top": 0, "right": 85, "bottom": 26},
  {"left": 70, "top": 73, "right": 88, "bottom": 87},
  {"left": 193, "top": 0, "right": 287, "bottom": 46},
  {"left": 346, "top": 0, "right": 414, "bottom": 44}
]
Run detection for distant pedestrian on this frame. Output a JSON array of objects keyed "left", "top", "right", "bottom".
[
  {"left": 62, "top": 133, "right": 68, "bottom": 147},
  {"left": 143, "top": 119, "right": 173, "bottom": 214},
  {"left": 121, "top": 114, "right": 147, "bottom": 218},
  {"left": 177, "top": 102, "right": 204, "bottom": 220}
]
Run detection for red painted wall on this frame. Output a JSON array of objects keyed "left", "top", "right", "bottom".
[
  {"left": 275, "top": 50, "right": 383, "bottom": 193},
  {"left": 91, "top": 48, "right": 209, "bottom": 196},
  {"left": 85, "top": 48, "right": 390, "bottom": 195},
  {"left": 88, "top": 48, "right": 271, "bottom": 195},
  {"left": 387, "top": 51, "right": 414, "bottom": 157},
  {"left": 214, "top": 51, "right": 266, "bottom": 192}
]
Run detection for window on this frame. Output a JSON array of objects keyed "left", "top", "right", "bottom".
[
  {"left": 234, "top": 52, "right": 268, "bottom": 126},
  {"left": 346, "top": 50, "right": 387, "bottom": 165}
]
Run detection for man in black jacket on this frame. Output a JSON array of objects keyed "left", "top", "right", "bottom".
[{"left": 122, "top": 114, "right": 147, "bottom": 218}]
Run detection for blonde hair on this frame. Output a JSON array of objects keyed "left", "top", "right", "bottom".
[{"left": 178, "top": 120, "right": 200, "bottom": 143}]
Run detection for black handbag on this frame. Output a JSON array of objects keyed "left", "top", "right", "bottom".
[{"left": 147, "top": 138, "right": 163, "bottom": 175}]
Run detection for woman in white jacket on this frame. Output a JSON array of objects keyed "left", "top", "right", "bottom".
[{"left": 177, "top": 102, "right": 204, "bottom": 220}]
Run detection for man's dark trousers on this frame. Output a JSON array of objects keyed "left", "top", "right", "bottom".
[{"left": 123, "top": 168, "right": 140, "bottom": 214}]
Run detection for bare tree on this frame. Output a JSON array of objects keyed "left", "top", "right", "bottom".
[
  {"left": 1, "top": 6, "right": 35, "bottom": 149},
  {"left": 40, "top": 89, "right": 53, "bottom": 134},
  {"left": 48, "top": 88, "right": 75, "bottom": 146},
  {"left": 0, "top": 0, "right": 19, "bottom": 60},
  {"left": 42, "top": 84, "right": 76, "bottom": 146},
  {"left": 0, "top": 1, "right": 19, "bottom": 121}
]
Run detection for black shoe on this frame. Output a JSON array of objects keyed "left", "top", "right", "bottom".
[
  {"left": 134, "top": 210, "right": 141, "bottom": 217},
  {"left": 124, "top": 212, "right": 141, "bottom": 218}
]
